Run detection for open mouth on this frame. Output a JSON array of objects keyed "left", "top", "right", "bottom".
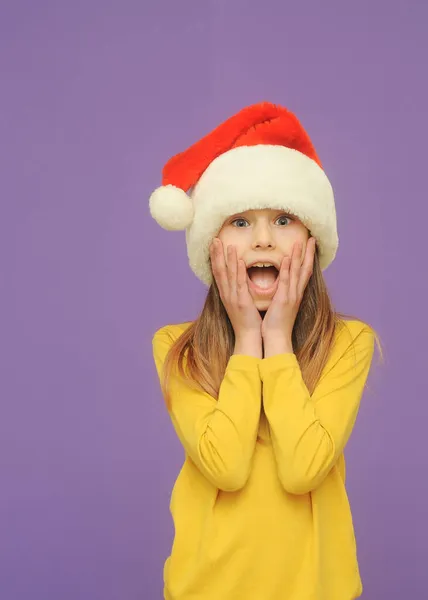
[{"left": 246, "top": 265, "right": 280, "bottom": 295}]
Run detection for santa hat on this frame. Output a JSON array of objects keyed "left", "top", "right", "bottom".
[{"left": 149, "top": 101, "right": 338, "bottom": 286}]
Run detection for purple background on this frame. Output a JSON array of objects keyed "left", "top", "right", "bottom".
[{"left": 1, "top": 1, "right": 427, "bottom": 598}]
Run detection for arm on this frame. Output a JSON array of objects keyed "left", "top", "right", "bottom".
[
  {"left": 259, "top": 324, "right": 375, "bottom": 495},
  {"left": 152, "top": 328, "right": 262, "bottom": 492}
]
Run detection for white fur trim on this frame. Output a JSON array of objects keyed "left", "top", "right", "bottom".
[
  {"left": 185, "top": 145, "right": 338, "bottom": 285},
  {"left": 149, "top": 184, "right": 194, "bottom": 230}
]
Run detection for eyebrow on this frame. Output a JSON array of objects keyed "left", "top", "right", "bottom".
[{"left": 231, "top": 210, "right": 296, "bottom": 219}]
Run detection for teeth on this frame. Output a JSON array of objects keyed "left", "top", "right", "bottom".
[{"left": 251, "top": 262, "right": 275, "bottom": 268}]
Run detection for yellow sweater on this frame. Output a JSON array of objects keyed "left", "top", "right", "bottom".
[{"left": 152, "top": 319, "right": 375, "bottom": 600}]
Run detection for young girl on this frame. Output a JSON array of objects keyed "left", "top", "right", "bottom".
[{"left": 149, "top": 102, "right": 383, "bottom": 600}]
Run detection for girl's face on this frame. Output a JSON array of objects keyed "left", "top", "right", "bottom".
[{"left": 217, "top": 208, "right": 310, "bottom": 311}]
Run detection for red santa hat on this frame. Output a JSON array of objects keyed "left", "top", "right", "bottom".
[{"left": 149, "top": 102, "right": 338, "bottom": 285}]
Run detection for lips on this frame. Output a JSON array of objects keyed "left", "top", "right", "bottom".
[
  {"left": 246, "top": 260, "right": 281, "bottom": 271},
  {"left": 247, "top": 276, "right": 279, "bottom": 297},
  {"left": 246, "top": 265, "right": 280, "bottom": 297}
]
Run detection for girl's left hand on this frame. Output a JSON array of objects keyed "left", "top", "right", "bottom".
[{"left": 261, "top": 237, "right": 316, "bottom": 341}]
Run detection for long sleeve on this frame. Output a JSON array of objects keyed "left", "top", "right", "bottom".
[
  {"left": 152, "top": 328, "right": 262, "bottom": 492},
  {"left": 259, "top": 324, "right": 375, "bottom": 495}
]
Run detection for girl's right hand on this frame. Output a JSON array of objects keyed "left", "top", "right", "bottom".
[{"left": 209, "top": 238, "right": 262, "bottom": 338}]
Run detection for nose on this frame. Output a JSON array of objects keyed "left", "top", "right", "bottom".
[{"left": 251, "top": 221, "right": 276, "bottom": 249}]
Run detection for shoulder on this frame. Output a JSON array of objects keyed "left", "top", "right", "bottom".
[
  {"left": 335, "top": 318, "right": 374, "bottom": 341},
  {"left": 328, "top": 318, "right": 375, "bottom": 366},
  {"left": 152, "top": 321, "right": 194, "bottom": 347},
  {"left": 151, "top": 321, "right": 195, "bottom": 373},
  {"left": 311, "top": 318, "right": 376, "bottom": 384},
  {"left": 335, "top": 318, "right": 375, "bottom": 343}
]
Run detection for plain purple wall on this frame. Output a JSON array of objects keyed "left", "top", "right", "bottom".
[{"left": 1, "top": 1, "right": 427, "bottom": 598}]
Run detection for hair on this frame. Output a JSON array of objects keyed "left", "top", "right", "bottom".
[{"left": 159, "top": 244, "right": 384, "bottom": 413}]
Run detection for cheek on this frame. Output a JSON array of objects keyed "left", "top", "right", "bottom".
[
  {"left": 286, "top": 231, "right": 309, "bottom": 255},
  {"left": 219, "top": 233, "right": 244, "bottom": 254}
]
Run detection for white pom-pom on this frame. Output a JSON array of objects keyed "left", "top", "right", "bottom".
[{"left": 149, "top": 185, "right": 194, "bottom": 231}]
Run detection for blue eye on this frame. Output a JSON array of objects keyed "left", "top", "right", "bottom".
[
  {"left": 276, "top": 215, "right": 291, "bottom": 226},
  {"left": 232, "top": 218, "right": 248, "bottom": 228},
  {"left": 231, "top": 215, "right": 292, "bottom": 227}
]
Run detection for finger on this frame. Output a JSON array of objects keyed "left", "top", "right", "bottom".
[
  {"left": 289, "top": 241, "right": 302, "bottom": 302},
  {"left": 227, "top": 244, "right": 237, "bottom": 297},
  {"left": 297, "top": 237, "right": 316, "bottom": 297},
  {"left": 209, "top": 240, "right": 220, "bottom": 284},
  {"left": 237, "top": 257, "right": 251, "bottom": 302},
  {"left": 276, "top": 255, "right": 290, "bottom": 302},
  {"left": 210, "top": 238, "right": 229, "bottom": 297}
]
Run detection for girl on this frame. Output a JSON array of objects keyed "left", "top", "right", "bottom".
[{"left": 149, "top": 102, "right": 383, "bottom": 600}]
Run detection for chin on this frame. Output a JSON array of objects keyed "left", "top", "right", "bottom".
[{"left": 254, "top": 298, "right": 272, "bottom": 312}]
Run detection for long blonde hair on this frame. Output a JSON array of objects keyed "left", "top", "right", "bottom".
[{"left": 160, "top": 247, "right": 384, "bottom": 408}]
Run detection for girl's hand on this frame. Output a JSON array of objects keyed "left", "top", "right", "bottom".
[
  {"left": 261, "top": 238, "right": 316, "bottom": 341},
  {"left": 209, "top": 238, "right": 262, "bottom": 338}
]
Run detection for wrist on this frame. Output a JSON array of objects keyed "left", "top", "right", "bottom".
[
  {"left": 262, "top": 335, "right": 294, "bottom": 358},
  {"left": 233, "top": 333, "right": 263, "bottom": 359}
]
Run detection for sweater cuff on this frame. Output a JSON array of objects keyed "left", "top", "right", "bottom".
[
  {"left": 258, "top": 352, "right": 298, "bottom": 380},
  {"left": 227, "top": 354, "right": 262, "bottom": 371}
]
